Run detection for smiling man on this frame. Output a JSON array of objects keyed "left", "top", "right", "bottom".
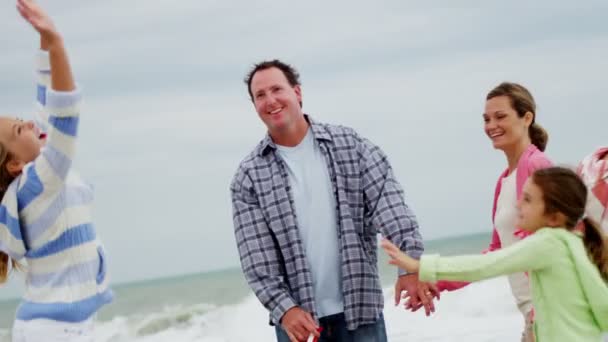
[{"left": 230, "top": 60, "right": 437, "bottom": 342}]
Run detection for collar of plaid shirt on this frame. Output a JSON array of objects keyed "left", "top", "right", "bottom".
[{"left": 258, "top": 115, "right": 332, "bottom": 156}]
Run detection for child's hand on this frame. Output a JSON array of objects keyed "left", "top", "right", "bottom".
[
  {"left": 380, "top": 238, "right": 420, "bottom": 273},
  {"left": 16, "top": 0, "right": 60, "bottom": 45}
]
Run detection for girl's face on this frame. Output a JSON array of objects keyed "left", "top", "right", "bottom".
[
  {"left": 517, "top": 179, "right": 550, "bottom": 232},
  {"left": 0, "top": 117, "right": 46, "bottom": 174}
]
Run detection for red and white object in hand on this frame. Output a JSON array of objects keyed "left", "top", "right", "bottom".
[{"left": 307, "top": 327, "right": 323, "bottom": 342}]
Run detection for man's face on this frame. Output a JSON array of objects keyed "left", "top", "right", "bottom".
[{"left": 250, "top": 67, "right": 302, "bottom": 134}]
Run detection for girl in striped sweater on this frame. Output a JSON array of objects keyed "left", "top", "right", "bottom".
[{"left": 0, "top": 1, "right": 113, "bottom": 340}]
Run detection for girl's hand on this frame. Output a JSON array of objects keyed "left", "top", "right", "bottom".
[
  {"left": 380, "top": 238, "right": 420, "bottom": 273},
  {"left": 16, "top": 0, "right": 60, "bottom": 45}
]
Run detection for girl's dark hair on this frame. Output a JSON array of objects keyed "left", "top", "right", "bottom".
[
  {"left": 532, "top": 167, "right": 608, "bottom": 281},
  {"left": 487, "top": 82, "right": 548, "bottom": 152}
]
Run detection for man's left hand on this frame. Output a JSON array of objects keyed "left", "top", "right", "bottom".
[{"left": 395, "top": 274, "right": 439, "bottom": 316}]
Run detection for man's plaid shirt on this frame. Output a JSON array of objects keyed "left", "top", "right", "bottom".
[{"left": 230, "top": 117, "right": 424, "bottom": 330}]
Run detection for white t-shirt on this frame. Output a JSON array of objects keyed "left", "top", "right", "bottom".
[
  {"left": 494, "top": 171, "right": 533, "bottom": 316},
  {"left": 276, "top": 129, "right": 344, "bottom": 318}
]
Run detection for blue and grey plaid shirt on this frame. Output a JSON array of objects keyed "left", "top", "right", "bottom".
[{"left": 230, "top": 117, "right": 424, "bottom": 330}]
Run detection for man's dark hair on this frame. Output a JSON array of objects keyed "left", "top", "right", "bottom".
[{"left": 244, "top": 60, "right": 301, "bottom": 102}]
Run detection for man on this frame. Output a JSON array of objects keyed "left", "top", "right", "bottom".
[{"left": 230, "top": 60, "right": 438, "bottom": 342}]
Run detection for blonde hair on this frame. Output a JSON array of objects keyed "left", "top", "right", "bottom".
[
  {"left": 0, "top": 141, "right": 21, "bottom": 283},
  {"left": 0, "top": 253, "right": 21, "bottom": 284}
]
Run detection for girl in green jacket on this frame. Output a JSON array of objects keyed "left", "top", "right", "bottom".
[{"left": 382, "top": 166, "right": 608, "bottom": 341}]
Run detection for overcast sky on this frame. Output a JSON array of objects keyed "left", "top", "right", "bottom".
[{"left": 0, "top": 0, "right": 606, "bottom": 298}]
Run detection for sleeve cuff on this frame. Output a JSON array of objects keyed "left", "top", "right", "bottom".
[
  {"left": 270, "top": 293, "right": 297, "bottom": 326},
  {"left": 45, "top": 88, "right": 82, "bottom": 110},
  {"left": 36, "top": 49, "right": 50, "bottom": 71},
  {"left": 419, "top": 254, "right": 440, "bottom": 282}
]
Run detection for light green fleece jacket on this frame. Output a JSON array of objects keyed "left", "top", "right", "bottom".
[{"left": 420, "top": 228, "right": 608, "bottom": 342}]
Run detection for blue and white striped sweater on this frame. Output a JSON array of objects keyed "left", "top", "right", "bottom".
[{"left": 0, "top": 50, "right": 113, "bottom": 322}]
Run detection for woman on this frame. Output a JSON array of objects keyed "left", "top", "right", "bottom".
[{"left": 435, "top": 82, "right": 552, "bottom": 342}]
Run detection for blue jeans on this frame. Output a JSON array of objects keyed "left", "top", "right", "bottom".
[{"left": 275, "top": 313, "right": 387, "bottom": 342}]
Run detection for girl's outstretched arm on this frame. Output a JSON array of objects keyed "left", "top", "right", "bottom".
[
  {"left": 381, "top": 238, "right": 421, "bottom": 273},
  {"left": 386, "top": 229, "right": 559, "bottom": 284},
  {"left": 17, "top": 0, "right": 74, "bottom": 92},
  {"left": 17, "top": 0, "right": 81, "bottom": 192}
]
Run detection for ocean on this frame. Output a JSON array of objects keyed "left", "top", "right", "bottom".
[{"left": 0, "top": 232, "right": 531, "bottom": 341}]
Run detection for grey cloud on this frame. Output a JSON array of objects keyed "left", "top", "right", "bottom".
[{"left": 0, "top": 0, "right": 606, "bottom": 297}]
